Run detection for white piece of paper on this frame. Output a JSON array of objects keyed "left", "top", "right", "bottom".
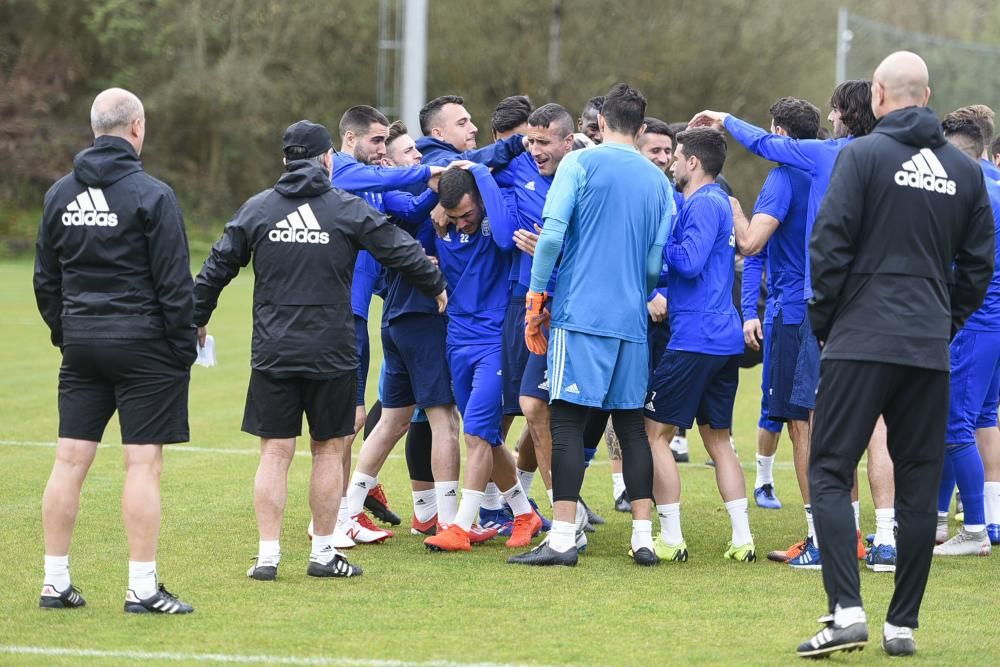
[{"left": 195, "top": 335, "right": 216, "bottom": 368}]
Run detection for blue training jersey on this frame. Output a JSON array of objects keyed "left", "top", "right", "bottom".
[
  {"left": 434, "top": 164, "right": 514, "bottom": 345},
  {"left": 494, "top": 152, "right": 556, "bottom": 293},
  {"left": 741, "top": 246, "right": 773, "bottom": 325},
  {"left": 666, "top": 182, "right": 744, "bottom": 355},
  {"left": 724, "top": 115, "right": 852, "bottom": 301},
  {"left": 538, "top": 142, "right": 674, "bottom": 343},
  {"left": 982, "top": 158, "right": 1000, "bottom": 184},
  {"left": 964, "top": 176, "right": 1000, "bottom": 331}
]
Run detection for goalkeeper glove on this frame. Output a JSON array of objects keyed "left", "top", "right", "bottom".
[{"left": 524, "top": 290, "right": 550, "bottom": 355}]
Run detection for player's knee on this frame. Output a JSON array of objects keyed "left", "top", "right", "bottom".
[{"left": 520, "top": 396, "right": 548, "bottom": 424}]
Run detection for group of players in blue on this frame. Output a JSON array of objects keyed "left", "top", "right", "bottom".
[{"left": 311, "top": 81, "right": 1000, "bottom": 571}]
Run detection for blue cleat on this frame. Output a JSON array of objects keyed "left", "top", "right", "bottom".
[
  {"left": 989, "top": 524, "right": 1000, "bottom": 545},
  {"left": 866, "top": 543, "right": 896, "bottom": 572},
  {"left": 498, "top": 499, "right": 550, "bottom": 537},
  {"left": 528, "top": 498, "right": 551, "bottom": 532},
  {"left": 753, "top": 484, "right": 782, "bottom": 509},
  {"left": 788, "top": 537, "right": 822, "bottom": 570},
  {"left": 479, "top": 507, "right": 512, "bottom": 532}
]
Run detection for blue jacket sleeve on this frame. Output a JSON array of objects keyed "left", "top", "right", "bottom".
[
  {"left": 384, "top": 188, "right": 439, "bottom": 228},
  {"left": 666, "top": 197, "right": 718, "bottom": 278},
  {"left": 333, "top": 159, "right": 431, "bottom": 193},
  {"left": 454, "top": 135, "right": 526, "bottom": 170},
  {"left": 530, "top": 217, "right": 566, "bottom": 293},
  {"left": 724, "top": 116, "right": 825, "bottom": 173},
  {"left": 470, "top": 164, "right": 516, "bottom": 252},
  {"left": 646, "top": 200, "right": 674, "bottom": 294},
  {"left": 742, "top": 246, "right": 766, "bottom": 321}
]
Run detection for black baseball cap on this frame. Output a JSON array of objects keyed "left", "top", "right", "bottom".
[{"left": 282, "top": 120, "right": 334, "bottom": 159}]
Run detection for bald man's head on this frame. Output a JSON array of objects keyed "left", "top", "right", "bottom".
[
  {"left": 871, "top": 51, "right": 931, "bottom": 119},
  {"left": 90, "top": 88, "right": 146, "bottom": 153}
]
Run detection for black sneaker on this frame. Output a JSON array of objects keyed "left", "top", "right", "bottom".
[
  {"left": 364, "top": 484, "right": 402, "bottom": 526},
  {"left": 39, "top": 584, "right": 86, "bottom": 609},
  {"left": 672, "top": 450, "right": 690, "bottom": 463},
  {"left": 508, "top": 543, "right": 578, "bottom": 566},
  {"left": 307, "top": 553, "right": 363, "bottom": 578},
  {"left": 615, "top": 490, "right": 632, "bottom": 513},
  {"left": 124, "top": 584, "right": 194, "bottom": 614},
  {"left": 796, "top": 616, "right": 868, "bottom": 658},
  {"left": 247, "top": 558, "right": 278, "bottom": 581},
  {"left": 628, "top": 546, "right": 660, "bottom": 566},
  {"left": 580, "top": 498, "right": 604, "bottom": 525},
  {"left": 882, "top": 628, "right": 916, "bottom": 657}
]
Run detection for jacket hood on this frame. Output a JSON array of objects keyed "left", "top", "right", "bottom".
[
  {"left": 275, "top": 161, "right": 334, "bottom": 197},
  {"left": 872, "top": 106, "right": 946, "bottom": 149},
  {"left": 415, "top": 136, "right": 459, "bottom": 155},
  {"left": 73, "top": 136, "right": 144, "bottom": 187}
]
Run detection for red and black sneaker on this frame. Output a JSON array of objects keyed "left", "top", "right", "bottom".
[{"left": 364, "top": 483, "right": 402, "bottom": 526}]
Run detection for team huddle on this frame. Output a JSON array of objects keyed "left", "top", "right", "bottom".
[{"left": 32, "top": 50, "right": 1000, "bottom": 657}]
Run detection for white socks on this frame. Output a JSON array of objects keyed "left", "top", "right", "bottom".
[
  {"left": 574, "top": 499, "right": 588, "bottom": 532},
  {"left": 725, "top": 498, "right": 753, "bottom": 546},
  {"left": 805, "top": 504, "right": 818, "bottom": 547},
  {"left": 755, "top": 453, "right": 775, "bottom": 488},
  {"left": 986, "top": 482, "right": 1000, "bottom": 525},
  {"left": 612, "top": 472, "right": 626, "bottom": 500},
  {"left": 502, "top": 483, "right": 533, "bottom": 516},
  {"left": 412, "top": 488, "right": 437, "bottom": 523},
  {"left": 43, "top": 554, "right": 70, "bottom": 591},
  {"left": 884, "top": 622, "right": 913, "bottom": 639},
  {"left": 346, "top": 472, "right": 377, "bottom": 517},
  {"left": 656, "top": 503, "right": 683, "bottom": 545},
  {"left": 453, "top": 489, "right": 484, "bottom": 531},
  {"left": 482, "top": 483, "right": 503, "bottom": 511},
  {"left": 874, "top": 508, "right": 896, "bottom": 546},
  {"left": 834, "top": 604, "right": 866, "bottom": 627},
  {"left": 337, "top": 498, "right": 350, "bottom": 526},
  {"left": 128, "top": 560, "right": 157, "bottom": 599},
  {"left": 310, "top": 533, "right": 339, "bottom": 563},
  {"left": 631, "top": 519, "right": 653, "bottom": 553},
  {"left": 517, "top": 468, "right": 536, "bottom": 497},
  {"left": 258, "top": 539, "right": 280, "bottom": 565},
  {"left": 546, "top": 488, "right": 554, "bottom": 507},
  {"left": 435, "top": 480, "right": 459, "bottom": 525},
  {"left": 548, "top": 520, "right": 575, "bottom": 553},
  {"left": 852, "top": 500, "right": 861, "bottom": 531}
]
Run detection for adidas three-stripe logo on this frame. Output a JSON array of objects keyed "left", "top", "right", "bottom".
[
  {"left": 268, "top": 203, "right": 330, "bottom": 244},
  {"left": 894, "top": 148, "right": 957, "bottom": 195},
  {"left": 62, "top": 187, "right": 118, "bottom": 226}
]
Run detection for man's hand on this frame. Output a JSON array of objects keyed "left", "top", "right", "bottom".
[
  {"left": 743, "top": 318, "right": 763, "bottom": 351},
  {"left": 197, "top": 326, "right": 207, "bottom": 348},
  {"left": 688, "top": 110, "right": 729, "bottom": 130},
  {"left": 446, "top": 159, "right": 476, "bottom": 171},
  {"left": 431, "top": 204, "right": 449, "bottom": 238},
  {"left": 647, "top": 292, "right": 668, "bottom": 323},
  {"left": 427, "top": 165, "right": 445, "bottom": 192},
  {"left": 514, "top": 224, "right": 542, "bottom": 256},
  {"left": 434, "top": 289, "right": 448, "bottom": 314},
  {"left": 524, "top": 291, "right": 550, "bottom": 355}
]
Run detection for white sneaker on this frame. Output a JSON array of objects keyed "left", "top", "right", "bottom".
[
  {"left": 344, "top": 516, "right": 391, "bottom": 544},
  {"left": 307, "top": 520, "right": 357, "bottom": 549},
  {"left": 933, "top": 528, "right": 991, "bottom": 556},
  {"left": 669, "top": 435, "right": 689, "bottom": 456}
]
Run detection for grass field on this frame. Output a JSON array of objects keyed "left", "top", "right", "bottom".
[{"left": 1, "top": 256, "right": 995, "bottom": 666}]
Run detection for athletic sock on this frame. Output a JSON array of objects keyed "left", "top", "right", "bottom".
[
  {"left": 574, "top": 499, "right": 588, "bottom": 531},
  {"left": 805, "top": 504, "right": 818, "bottom": 546},
  {"left": 310, "top": 533, "right": 338, "bottom": 563},
  {"left": 346, "top": 472, "right": 377, "bottom": 517},
  {"left": 852, "top": 500, "right": 861, "bottom": 531},
  {"left": 985, "top": 482, "right": 1000, "bottom": 525},
  {"left": 435, "top": 480, "right": 459, "bottom": 525},
  {"left": 548, "top": 520, "right": 575, "bottom": 553},
  {"left": 724, "top": 498, "right": 752, "bottom": 546},
  {"left": 128, "top": 561, "right": 157, "bottom": 599},
  {"left": 631, "top": 519, "right": 653, "bottom": 553},
  {"left": 43, "top": 554, "right": 70, "bottom": 591},
  {"left": 834, "top": 604, "right": 866, "bottom": 627},
  {"left": 337, "top": 498, "right": 350, "bottom": 526},
  {"left": 481, "top": 482, "right": 503, "bottom": 511},
  {"left": 874, "top": 508, "right": 896, "bottom": 547},
  {"left": 546, "top": 488, "right": 554, "bottom": 507},
  {"left": 453, "top": 489, "right": 484, "bottom": 531},
  {"left": 951, "top": 443, "right": 986, "bottom": 529},
  {"left": 884, "top": 622, "right": 911, "bottom": 640},
  {"left": 754, "top": 453, "right": 776, "bottom": 488},
  {"left": 517, "top": 468, "right": 536, "bottom": 497},
  {"left": 502, "top": 483, "right": 533, "bottom": 517},
  {"left": 612, "top": 472, "right": 626, "bottom": 500},
  {"left": 656, "top": 503, "right": 683, "bottom": 545},
  {"left": 412, "top": 489, "right": 437, "bottom": 523}
]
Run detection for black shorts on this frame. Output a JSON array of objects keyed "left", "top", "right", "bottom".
[
  {"left": 241, "top": 369, "right": 356, "bottom": 441},
  {"left": 58, "top": 339, "right": 190, "bottom": 444}
]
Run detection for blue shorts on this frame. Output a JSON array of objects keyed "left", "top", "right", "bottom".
[
  {"left": 767, "top": 313, "right": 811, "bottom": 422},
  {"left": 648, "top": 319, "right": 670, "bottom": 375},
  {"left": 946, "top": 328, "right": 1000, "bottom": 444},
  {"left": 501, "top": 296, "right": 530, "bottom": 415},
  {"left": 355, "top": 315, "right": 370, "bottom": 407},
  {"left": 758, "top": 321, "right": 784, "bottom": 432},
  {"left": 790, "top": 317, "right": 820, "bottom": 410},
  {"left": 377, "top": 365, "right": 427, "bottom": 423},
  {"left": 645, "top": 350, "right": 739, "bottom": 429},
  {"left": 381, "top": 314, "right": 453, "bottom": 410},
  {"left": 548, "top": 327, "right": 648, "bottom": 410},
  {"left": 448, "top": 343, "right": 504, "bottom": 446},
  {"left": 520, "top": 350, "right": 550, "bottom": 403}
]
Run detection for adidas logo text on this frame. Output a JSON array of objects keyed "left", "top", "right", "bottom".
[
  {"left": 269, "top": 203, "right": 330, "bottom": 244},
  {"left": 62, "top": 188, "right": 118, "bottom": 226},
  {"left": 894, "top": 148, "right": 956, "bottom": 195}
]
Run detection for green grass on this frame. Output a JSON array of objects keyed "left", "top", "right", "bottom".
[{"left": 0, "top": 257, "right": 995, "bottom": 666}]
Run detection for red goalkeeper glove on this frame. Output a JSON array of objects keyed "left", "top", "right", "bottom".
[{"left": 524, "top": 291, "right": 550, "bottom": 355}]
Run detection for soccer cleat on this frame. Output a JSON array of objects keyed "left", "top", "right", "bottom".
[
  {"left": 508, "top": 543, "right": 578, "bottom": 566},
  {"left": 936, "top": 515, "right": 949, "bottom": 544},
  {"left": 355, "top": 512, "right": 394, "bottom": 538},
  {"left": 882, "top": 627, "right": 916, "bottom": 657},
  {"left": 724, "top": 541, "right": 757, "bottom": 562},
  {"left": 628, "top": 546, "right": 660, "bottom": 566},
  {"left": 865, "top": 543, "right": 897, "bottom": 572},
  {"left": 537, "top": 528, "right": 588, "bottom": 553},
  {"left": 505, "top": 512, "right": 544, "bottom": 549},
  {"left": 364, "top": 483, "right": 401, "bottom": 526},
  {"left": 754, "top": 484, "right": 782, "bottom": 509},
  {"left": 124, "top": 584, "right": 194, "bottom": 614},
  {"left": 528, "top": 498, "right": 551, "bottom": 532},
  {"left": 581, "top": 497, "right": 604, "bottom": 525},
  {"left": 988, "top": 524, "right": 1000, "bottom": 545},
  {"left": 410, "top": 513, "right": 438, "bottom": 536},
  {"left": 615, "top": 490, "right": 632, "bottom": 513},
  {"left": 247, "top": 557, "right": 278, "bottom": 581},
  {"left": 788, "top": 538, "right": 822, "bottom": 570},
  {"left": 933, "top": 528, "right": 991, "bottom": 557},
  {"left": 767, "top": 538, "right": 807, "bottom": 563},
  {"left": 307, "top": 553, "right": 363, "bottom": 578},
  {"left": 856, "top": 531, "right": 866, "bottom": 560},
  {"left": 796, "top": 616, "right": 868, "bottom": 658},
  {"left": 345, "top": 515, "right": 392, "bottom": 544},
  {"left": 424, "top": 523, "right": 472, "bottom": 552},
  {"left": 39, "top": 584, "right": 86, "bottom": 609},
  {"left": 480, "top": 507, "right": 513, "bottom": 531},
  {"left": 670, "top": 435, "right": 689, "bottom": 463},
  {"left": 468, "top": 523, "right": 500, "bottom": 545},
  {"left": 653, "top": 534, "right": 689, "bottom": 562}
]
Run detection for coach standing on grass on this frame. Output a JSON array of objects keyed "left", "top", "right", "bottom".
[
  {"left": 798, "top": 51, "right": 994, "bottom": 659},
  {"left": 34, "top": 88, "right": 197, "bottom": 614},
  {"left": 193, "top": 121, "right": 447, "bottom": 582}
]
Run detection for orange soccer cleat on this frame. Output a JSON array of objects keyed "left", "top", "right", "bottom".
[
  {"left": 424, "top": 523, "right": 472, "bottom": 552},
  {"left": 767, "top": 538, "right": 808, "bottom": 563},
  {"left": 857, "top": 531, "right": 866, "bottom": 560},
  {"left": 505, "top": 512, "right": 544, "bottom": 549},
  {"left": 411, "top": 513, "right": 438, "bottom": 536},
  {"left": 468, "top": 524, "right": 500, "bottom": 545}
]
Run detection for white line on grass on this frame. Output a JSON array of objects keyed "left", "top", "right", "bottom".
[{"left": 0, "top": 646, "right": 559, "bottom": 667}]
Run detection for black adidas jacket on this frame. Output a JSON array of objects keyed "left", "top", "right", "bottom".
[
  {"left": 809, "top": 106, "right": 994, "bottom": 371},
  {"left": 34, "top": 136, "right": 197, "bottom": 366},
  {"left": 194, "top": 161, "right": 446, "bottom": 377}
]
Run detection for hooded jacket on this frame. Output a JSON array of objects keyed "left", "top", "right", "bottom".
[
  {"left": 193, "top": 161, "right": 446, "bottom": 378},
  {"left": 809, "top": 106, "right": 995, "bottom": 371},
  {"left": 34, "top": 135, "right": 197, "bottom": 366}
]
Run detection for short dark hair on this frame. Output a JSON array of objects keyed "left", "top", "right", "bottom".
[
  {"left": 492, "top": 95, "right": 533, "bottom": 135},
  {"left": 948, "top": 105, "right": 994, "bottom": 148},
  {"left": 438, "top": 168, "right": 478, "bottom": 209},
  {"left": 601, "top": 83, "right": 646, "bottom": 136},
  {"left": 386, "top": 120, "right": 408, "bottom": 146},
  {"left": 769, "top": 97, "right": 821, "bottom": 140},
  {"left": 667, "top": 121, "right": 687, "bottom": 136},
  {"left": 528, "top": 103, "right": 574, "bottom": 137},
  {"left": 829, "top": 80, "right": 875, "bottom": 137},
  {"left": 582, "top": 96, "right": 604, "bottom": 116},
  {"left": 816, "top": 126, "right": 831, "bottom": 140},
  {"left": 675, "top": 127, "right": 727, "bottom": 177},
  {"left": 642, "top": 117, "right": 674, "bottom": 140},
  {"left": 339, "top": 105, "right": 389, "bottom": 139},
  {"left": 992, "top": 135, "right": 1000, "bottom": 157},
  {"left": 942, "top": 113, "right": 985, "bottom": 160},
  {"left": 419, "top": 94, "right": 465, "bottom": 136}
]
